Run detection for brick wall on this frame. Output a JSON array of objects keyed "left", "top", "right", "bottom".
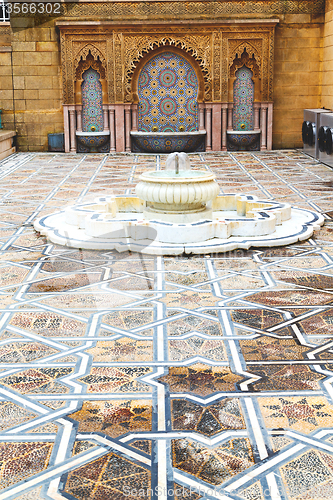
[
  {"left": 322, "top": 0, "right": 333, "bottom": 110},
  {"left": 0, "top": 23, "right": 14, "bottom": 130},
  {"left": 273, "top": 13, "right": 324, "bottom": 149},
  {"left": 0, "top": 18, "right": 63, "bottom": 151}
]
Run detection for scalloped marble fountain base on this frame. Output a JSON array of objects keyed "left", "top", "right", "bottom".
[{"left": 34, "top": 194, "right": 324, "bottom": 256}]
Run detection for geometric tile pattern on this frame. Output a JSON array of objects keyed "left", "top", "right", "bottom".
[
  {"left": 138, "top": 51, "right": 199, "bottom": 132},
  {"left": 233, "top": 65, "right": 254, "bottom": 131},
  {"left": 0, "top": 150, "right": 333, "bottom": 499},
  {"left": 81, "top": 68, "right": 104, "bottom": 133}
]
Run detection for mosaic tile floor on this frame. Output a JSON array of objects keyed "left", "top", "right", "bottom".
[{"left": 0, "top": 150, "right": 333, "bottom": 499}]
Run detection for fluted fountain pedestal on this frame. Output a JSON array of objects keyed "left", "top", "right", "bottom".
[{"left": 136, "top": 170, "right": 219, "bottom": 223}]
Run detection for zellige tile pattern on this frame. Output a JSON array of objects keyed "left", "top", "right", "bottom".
[{"left": 0, "top": 150, "right": 332, "bottom": 499}]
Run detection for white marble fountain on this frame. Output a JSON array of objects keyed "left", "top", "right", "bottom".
[{"left": 34, "top": 153, "right": 324, "bottom": 255}]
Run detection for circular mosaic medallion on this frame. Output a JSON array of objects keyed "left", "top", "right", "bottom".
[
  {"left": 186, "top": 70, "right": 197, "bottom": 86},
  {"left": 186, "top": 99, "right": 197, "bottom": 115},
  {"left": 159, "top": 69, "right": 177, "bottom": 87},
  {"left": 140, "top": 99, "right": 150, "bottom": 115},
  {"left": 137, "top": 51, "right": 200, "bottom": 133},
  {"left": 160, "top": 97, "right": 177, "bottom": 115},
  {"left": 139, "top": 70, "right": 149, "bottom": 87}
]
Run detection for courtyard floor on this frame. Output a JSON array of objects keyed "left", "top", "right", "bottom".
[{"left": 0, "top": 150, "right": 333, "bottom": 499}]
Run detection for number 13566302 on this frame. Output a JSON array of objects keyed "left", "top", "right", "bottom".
[{"left": 6, "top": 2, "right": 62, "bottom": 15}]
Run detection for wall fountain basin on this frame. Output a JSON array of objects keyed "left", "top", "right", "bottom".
[
  {"left": 34, "top": 152, "right": 324, "bottom": 255},
  {"left": 130, "top": 131, "right": 206, "bottom": 153},
  {"left": 76, "top": 131, "right": 110, "bottom": 153},
  {"left": 227, "top": 130, "right": 261, "bottom": 151}
]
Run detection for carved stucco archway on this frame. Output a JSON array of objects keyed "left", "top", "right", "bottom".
[
  {"left": 229, "top": 47, "right": 261, "bottom": 103},
  {"left": 228, "top": 41, "right": 262, "bottom": 79},
  {"left": 130, "top": 45, "right": 206, "bottom": 105},
  {"left": 59, "top": 23, "right": 276, "bottom": 105},
  {"left": 74, "top": 52, "right": 108, "bottom": 106},
  {"left": 123, "top": 36, "right": 212, "bottom": 103},
  {"left": 74, "top": 43, "right": 107, "bottom": 70}
]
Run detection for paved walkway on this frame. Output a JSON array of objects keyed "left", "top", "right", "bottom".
[{"left": 0, "top": 150, "right": 332, "bottom": 499}]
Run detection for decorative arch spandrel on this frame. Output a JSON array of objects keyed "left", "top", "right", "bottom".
[
  {"left": 123, "top": 34, "right": 212, "bottom": 103},
  {"left": 222, "top": 27, "right": 274, "bottom": 102},
  {"left": 228, "top": 41, "right": 262, "bottom": 79},
  {"left": 75, "top": 52, "right": 106, "bottom": 80},
  {"left": 74, "top": 43, "right": 107, "bottom": 69}
]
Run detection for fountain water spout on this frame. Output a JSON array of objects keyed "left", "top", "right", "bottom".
[
  {"left": 175, "top": 153, "right": 179, "bottom": 175},
  {"left": 165, "top": 152, "right": 191, "bottom": 172}
]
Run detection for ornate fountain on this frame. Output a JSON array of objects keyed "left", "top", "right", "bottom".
[{"left": 34, "top": 152, "right": 324, "bottom": 255}]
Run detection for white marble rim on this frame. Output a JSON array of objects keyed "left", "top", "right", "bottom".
[
  {"left": 76, "top": 131, "right": 110, "bottom": 136},
  {"left": 227, "top": 130, "right": 261, "bottom": 135},
  {"left": 130, "top": 131, "right": 206, "bottom": 136}
]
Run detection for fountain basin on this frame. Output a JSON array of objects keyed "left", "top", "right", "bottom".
[
  {"left": 76, "top": 131, "right": 110, "bottom": 153},
  {"left": 130, "top": 131, "right": 206, "bottom": 153},
  {"left": 33, "top": 151, "right": 324, "bottom": 255},
  {"left": 136, "top": 170, "right": 219, "bottom": 222},
  {"left": 34, "top": 194, "right": 324, "bottom": 255},
  {"left": 227, "top": 130, "right": 261, "bottom": 151}
]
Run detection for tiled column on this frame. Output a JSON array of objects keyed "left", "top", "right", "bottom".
[
  {"left": 205, "top": 104, "right": 212, "bottom": 151},
  {"left": 212, "top": 103, "right": 222, "bottom": 151},
  {"left": 261, "top": 103, "right": 268, "bottom": 151},
  {"left": 125, "top": 104, "right": 131, "bottom": 152},
  {"left": 69, "top": 106, "right": 76, "bottom": 153},
  {"left": 114, "top": 104, "right": 125, "bottom": 153},
  {"left": 63, "top": 105, "right": 70, "bottom": 153},
  {"left": 222, "top": 103, "right": 228, "bottom": 151},
  {"left": 131, "top": 104, "right": 138, "bottom": 132},
  {"left": 109, "top": 106, "right": 116, "bottom": 152},
  {"left": 76, "top": 105, "right": 82, "bottom": 132}
]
